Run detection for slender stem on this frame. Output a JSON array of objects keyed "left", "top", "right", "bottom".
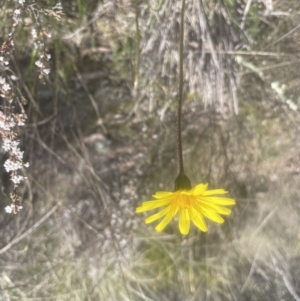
[
  {"left": 177, "top": 0, "right": 186, "bottom": 173},
  {"left": 134, "top": 0, "right": 140, "bottom": 90}
]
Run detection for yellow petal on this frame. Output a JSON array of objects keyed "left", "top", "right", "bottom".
[
  {"left": 155, "top": 207, "right": 178, "bottom": 232},
  {"left": 136, "top": 197, "right": 173, "bottom": 213},
  {"left": 202, "top": 189, "right": 228, "bottom": 196},
  {"left": 189, "top": 208, "right": 208, "bottom": 232},
  {"left": 179, "top": 209, "right": 190, "bottom": 235},
  {"left": 202, "top": 197, "right": 235, "bottom": 205},
  {"left": 145, "top": 206, "right": 172, "bottom": 224},
  {"left": 199, "top": 202, "right": 232, "bottom": 215},
  {"left": 152, "top": 191, "right": 174, "bottom": 199},
  {"left": 190, "top": 183, "right": 208, "bottom": 195},
  {"left": 200, "top": 207, "right": 224, "bottom": 224}
]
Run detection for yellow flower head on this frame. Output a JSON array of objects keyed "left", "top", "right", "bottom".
[{"left": 136, "top": 173, "right": 235, "bottom": 235}]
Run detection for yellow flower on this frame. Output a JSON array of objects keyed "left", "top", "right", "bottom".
[{"left": 136, "top": 182, "right": 235, "bottom": 235}]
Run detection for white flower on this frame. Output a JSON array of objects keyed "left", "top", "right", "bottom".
[
  {"left": 5, "top": 206, "right": 13, "bottom": 214},
  {"left": 5, "top": 204, "right": 23, "bottom": 214},
  {"left": 9, "top": 118, "right": 16, "bottom": 127},
  {"left": 0, "top": 120, "right": 14, "bottom": 131},
  {"left": 53, "top": 3, "right": 62, "bottom": 10},
  {"left": 14, "top": 149, "right": 24, "bottom": 161},
  {"left": 0, "top": 117, "right": 16, "bottom": 130},
  {"left": 17, "top": 119, "right": 25, "bottom": 126},
  {"left": 31, "top": 28, "right": 37, "bottom": 38},
  {"left": 0, "top": 77, "right": 6, "bottom": 84},
  {"left": 11, "top": 174, "right": 25, "bottom": 184},
  {"left": 4, "top": 159, "right": 23, "bottom": 172},
  {"left": 3, "top": 83, "right": 11, "bottom": 91},
  {"left": 35, "top": 60, "right": 43, "bottom": 68},
  {"left": 3, "top": 140, "right": 12, "bottom": 152}
]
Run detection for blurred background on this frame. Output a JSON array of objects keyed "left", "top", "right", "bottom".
[{"left": 0, "top": 0, "right": 300, "bottom": 300}]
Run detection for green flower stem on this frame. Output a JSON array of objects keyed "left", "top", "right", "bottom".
[{"left": 177, "top": 0, "right": 186, "bottom": 173}]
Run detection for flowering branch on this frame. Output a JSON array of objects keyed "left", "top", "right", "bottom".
[{"left": 0, "top": 1, "right": 63, "bottom": 214}]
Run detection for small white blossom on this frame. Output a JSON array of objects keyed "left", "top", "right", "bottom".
[
  {"left": 4, "top": 159, "right": 23, "bottom": 172},
  {"left": 11, "top": 174, "right": 25, "bottom": 184},
  {"left": 0, "top": 118, "right": 16, "bottom": 130},
  {"left": 17, "top": 119, "right": 25, "bottom": 126},
  {"left": 3, "top": 83, "right": 11, "bottom": 91},
  {"left": 43, "top": 68, "right": 50, "bottom": 75},
  {"left": 14, "top": 9, "right": 21, "bottom": 15},
  {"left": 11, "top": 140, "right": 20, "bottom": 148},
  {"left": 53, "top": 3, "right": 62, "bottom": 10},
  {"left": 35, "top": 60, "right": 43, "bottom": 68},
  {"left": 0, "top": 121, "right": 12, "bottom": 131},
  {"left": 5, "top": 203, "right": 23, "bottom": 214},
  {"left": 5, "top": 206, "right": 13, "bottom": 214},
  {"left": 3, "top": 140, "right": 13, "bottom": 152},
  {"left": 31, "top": 28, "right": 37, "bottom": 38},
  {"left": 14, "top": 149, "right": 24, "bottom": 160}
]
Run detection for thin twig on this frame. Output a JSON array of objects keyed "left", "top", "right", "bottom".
[
  {"left": 0, "top": 204, "right": 59, "bottom": 255},
  {"left": 263, "top": 23, "right": 300, "bottom": 50},
  {"left": 240, "top": 0, "right": 253, "bottom": 30},
  {"left": 73, "top": 64, "right": 107, "bottom": 135}
]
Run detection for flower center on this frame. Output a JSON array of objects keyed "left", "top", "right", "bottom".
[{"left": 177, "top": 193, "right": 193, "bottom": 209}]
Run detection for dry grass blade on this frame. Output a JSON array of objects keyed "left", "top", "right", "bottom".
[{"left": 0, "top": 204, "right": 59, "bottom": 255}]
